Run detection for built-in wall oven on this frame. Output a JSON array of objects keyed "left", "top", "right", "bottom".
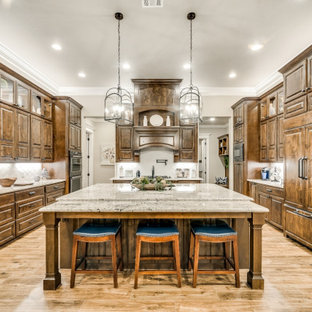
[{"left": 69, "top": 151, "right": 82, "bottom": 192}]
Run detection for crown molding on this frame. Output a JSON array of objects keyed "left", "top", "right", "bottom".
[
  {"left": 198, "top": 86, "right": 256, "bottom": 97},
  {"left": 255, "top": 71, "right": 283, "bottom": 96},
  {"left": 0, "top": 42, "right": 59, "bottom": 95},
  {"left": 57, "top": 86, "right": 112, "bottom": 96}
]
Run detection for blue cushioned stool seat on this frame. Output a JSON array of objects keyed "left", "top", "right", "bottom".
[
  {"left": 136, "top": 222, "right": 179, "bottom": 237},
  {"left": 74, "top": 222, "right": 121, "bottom": 237},
  {"left": 191, "top": 220, "right": 237, "bottom": 237}
]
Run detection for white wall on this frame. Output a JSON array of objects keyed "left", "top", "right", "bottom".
[
  {"left": 72, "top": 94, "right": 242, "bottom": 188},
  {"left": 199, "top": 127, "right": 229, "bottom": 183}
]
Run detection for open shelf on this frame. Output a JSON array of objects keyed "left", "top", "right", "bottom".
[{"left": 218, "top": 134, "right": 229, "bottom": 156}]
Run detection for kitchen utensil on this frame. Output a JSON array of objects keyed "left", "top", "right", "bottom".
[{"left": 0, "top": 177, "right": 17, "bottom": 187}]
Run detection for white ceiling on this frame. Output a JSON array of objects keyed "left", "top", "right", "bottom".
[{"left": 1, "top": 0, "right": 312, "bottom": 95}]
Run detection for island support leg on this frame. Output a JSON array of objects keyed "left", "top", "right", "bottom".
[
  {"left": 43, "top": 212, "right": 61, "bottom": 290},
  {"left": 247, "top": 213, "right": 265, "bottom": 289}
]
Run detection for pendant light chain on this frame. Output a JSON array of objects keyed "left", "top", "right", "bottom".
[
  {"left": 117, "top": 18, "right": 121, "bottom": 90},
  {"left": 190, "top": 17, "right": 193, "bottom": 87}
]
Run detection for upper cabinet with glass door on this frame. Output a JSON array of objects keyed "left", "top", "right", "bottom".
[
  {"left": 31, "top": 91, "right": 52, "bottom": 120},
  {"left": 0, "top": 72, "right": 15, "bottom": 105},
  {"left": 17, "top": 83, "right": 30, "bottom": 111}
]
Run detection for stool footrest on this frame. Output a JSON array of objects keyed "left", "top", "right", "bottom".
[
  {"left": 138, "top": 270, "right": 180, "bottom": 275},
  {"left": 140, "top": 256, "right": 175, "bottom": 261},
  {"left": 74, "top": 269, "right": 115, "bottom": 274},
  {"left": 196, "top": 270, "right": 236, "bottom": 275}
]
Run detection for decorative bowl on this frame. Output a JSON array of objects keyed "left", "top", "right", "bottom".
[
  {"left": 132, "top": 183, "right": 172, "bottom": 190},
  {"left": 0, "top": 178, "right": 17, "bottom": 187}
]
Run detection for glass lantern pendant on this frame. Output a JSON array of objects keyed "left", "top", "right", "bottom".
[
  {"left": 104, "top": 12, "right": 133, "bottom": 125},
  {"left": 180, "top": 12, "right": 202, "bottom": 125}
]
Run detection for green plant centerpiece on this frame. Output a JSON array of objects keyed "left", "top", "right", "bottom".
[{"left": 131, "top": 176, "right": 174, "bottom": 191}]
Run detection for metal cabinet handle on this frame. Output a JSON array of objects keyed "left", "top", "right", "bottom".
[
  {"left": 302, "top": 157, "right": 308, "bottom": 180},
  {"left": 29, "top": 191, "right": 36, "bottom": 195},
  {"left": 298, "top": 158, "right": 303, "bottom": 178},
  {"left": 266, "top": 189, "right": 272, "bottom": 193},
  {"left": 293, "top": 209, "right": 312, "bottom": 219}
]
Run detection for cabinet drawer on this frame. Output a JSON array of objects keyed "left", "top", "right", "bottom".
[
  {"left": 285, "top": 206, "right": 312, "bottom": 246},
  {"left": 16, "top": 197, "right": 44, "bottom": 218},
  {"left": 0, "top": 221, "right": 15, "bottom": 246},
  {"left": 180, "top": 150, "right": 194, "bottom": 161},
  {"left": 46, "top": 190, "right": 65, "bottom": 205},
  {"left": 16, "top": 212, "right": 42, "bottom": 236},
  {"left": 0, "top": 193, "right": 14, "bottom": 205},
  {"left": 46, "top": 182, "right": 65, "bottom": 194},
  {"left": 15, "top": 187, "right": 44, "bottom": 202},
  {"left": 0, "top": 203, "right": 15, "bottom": 226},
  {"left": 257, "top": 184, "right": 284, "bottom": 197},
  {"left": 284, "top": 96, "right": 307, "bottom": 119}
]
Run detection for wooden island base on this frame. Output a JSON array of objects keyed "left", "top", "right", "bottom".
[{"left": 43, "top": 211, "right": 265, "bottom": 290}]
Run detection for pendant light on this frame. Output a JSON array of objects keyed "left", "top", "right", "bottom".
[
  {"left": 104, "top": 12, "right": 133, "bottom": 125},
  {"left": 179, "top": 12, "right": 202, "bottom": 125}
]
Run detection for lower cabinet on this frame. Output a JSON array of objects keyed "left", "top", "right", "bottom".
[
  {"left": 0, "top": 182, "right": 65, "bottom": 247},
  {"left": 256, "top": 184, "right": 284, "bottom": 229},
  {"left": 284, "top": 205, "right": 312, "bottom": 249},
  {"left": 234, "top": 162, "right": 244, "bottom": 194}
]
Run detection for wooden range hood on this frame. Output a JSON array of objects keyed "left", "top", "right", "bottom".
[{"left": 115, "top": 79, "right": 198, "bottom": 163}]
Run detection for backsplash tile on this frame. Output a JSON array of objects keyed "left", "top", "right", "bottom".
[{"left": 0, "top": 163, "right": 42, "bottom": 181}]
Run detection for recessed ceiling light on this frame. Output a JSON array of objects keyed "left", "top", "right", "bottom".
[
  {"left": 229, "top": 72, "right": 237, "bottom": 79},
  {"left": 209, "top": 117, "right": 216, "bottom": 121},
  {"left": 51, "top": 43, "right": 62, "bottom": 51},
  {"left": 249, "top": 43, "right": 263, "bottom": 51},
  {"left": 183, "top": 63, "right": 191, "bottom": 69},
  {"left": 122, "top": 63, "right": 130, "bottom": 70},
  {"left": 78, "top": 72, "right": 86, "bottom": 78}
]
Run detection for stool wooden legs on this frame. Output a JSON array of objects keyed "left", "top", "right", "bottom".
[
  {"left": 134, "top": 235, "right": 181, "bottom": 289},
  {"left": 189, "top": 234, "right": 240, "bottom": 288},
  {"left": 70, "top": 233, "right": 123, "bottom": 289}
]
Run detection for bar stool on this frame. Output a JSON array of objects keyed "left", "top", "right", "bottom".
[
  {"left": 134, "top": 220, "right": 181, "bottom": 289},
  {"left": 70, "top": 221, "right": 123, "bottom": 288},
  {"left": 188, "top": 220, "right": 240, "bottom": 288}
]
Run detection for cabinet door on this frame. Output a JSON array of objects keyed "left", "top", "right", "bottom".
[
  {"left": 0, "top": 73, "right": 14, "bottom": 105},
  {"left": 42, "top": 98, "right": 52, "bottom": 120},
  {"left": 0, "top": 104, "right": 15, "bottom": 160},
  {"left": 284, "top": 95, "right": 307, "bottom": 119},
  {"left": 260, "top": 99, "right": 268, "bottom": 121},
  {"left": 258, "top": 191, "right": 271, "bottom": 221},
  {"left": 17, "top": 83, "right": 30, "bottom": 111},
  {"left": 31, "top": 91, "right": 43, "bottom": 116},
  {"left": 31, "top": 116, "right": 42, "bottom": 160},
  {"left": 69, "top": 103, "right": 81, "bottom": 126},
  {"left": 284, "top": 127, "right": 305, "bottom": 210},
  {"left": 268, "top": 117, "right": 277, "bottom": 161},
  {"left": 180, "top": 126, "right": 197, "bottom": 162},
  {"left": 260, "top": 121, "right": 267, "bottom": 161},
  {"left": 234, "top": 162, "right": 243, "bottom": 194},
  {"left": 16, "top": 110, "right": 30, "bottom": 161},
  {"left": 270, "top": 195, "right": 283, "bottom": 228},
  {"left": 69, "top": 124, "right": 78, "bottom": 150},
  {"left": 277, "top": 115, "right": 284, "bottom": 161},
  {"left": 234, "top": 125, "right": 243, "bottom": 143},
  {"left": 307, "top": 54, "right": 312, "bottom": 92},
  {"left": 284, "top": 59, "right": 307, "bottom": 102},
  {"left": 305, "top": 125, "right": 312, "bottom": 212},
  {"left": 277, "top": 88, "right": 284, "bottom": 115},
  {"left": 42, "top": 120, "right": 53, "bottom": 162},
  {"left": 234, "top": 104, "right": 243, "bottom": 126},
  {"left": 116, "top": 126, "right": 133, "bottom": 161}
]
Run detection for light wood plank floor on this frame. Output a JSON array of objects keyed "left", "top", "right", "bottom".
[{"left": 0, "top": 224, "right": 311, "bottom": 312}]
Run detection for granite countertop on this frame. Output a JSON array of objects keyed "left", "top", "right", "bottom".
[
  {"left": 247, "top": 179, "right": 284, "bottom": 189},
  {"left": 40, "top": 199, "right": 268, "bottom": 213},
  {"left": 110, "top": 177, "right": 203, "bottom": 181},
  {"left": 0, "top": 179, "right": 65, "bottom": 195},
  {"left": 55, "top": 183, "right": 252, "bottom": 203}
]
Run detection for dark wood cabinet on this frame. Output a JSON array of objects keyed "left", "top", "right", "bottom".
[
  {"left": 268, "top": 117, "right": 277, "bottom": 161},
  {"left": 234, "top": 162, "right": 243, "bottom": 194},
  {"left": 69, "top": 103, "right": 81, "bottom": 127},
  {"left": 260, "top": 121, "right": 267, "bottom": 161},
  {"left": 277, "top": 115, "right": 284, "bottom": 161},
  {"left": 308, "top": 54, "right": 312, "bottom": 92},
  {"left": 16, "top": 82, "right": 30, "bottom": 111},
  {"left": 284, "top": 59, "right": 307, "bottom": 103},
  {"left": 0, "top": 71, "right": 15, "bottom": 105},
  {"left": 234, "top": 124, "right": 243, "bottom": 143},
  {"left": 284, "top": 126, "right": 306, "bottom": 211},
  {"left": 233, "top": 104, "right": 244, "bottom": 126},
  {"left": 270, "top": 195, "right": 283, "bottom": 228},
  {"left": 16, "top": 110, "right": 30, "bottom": 161},
  {"left": 116, "top": 126, "right": 133, "bottom": 162},
  {"left": 260, "top": 99, "right": 268, "bottom": 121},
  {"left": 30, "top": 115, "right": 42, "bottom": 161},
  {"left": 0, "top": 104, "right": 15, "bottom": 160},
  {"left": 284, "top": 95, "right": 307, "bottom": 119},
  {"left": 69, "top": 124, "right": 81, "bottom": 151},
  {"left": 277, "top": 88, "right": 284, "bottom": 115},
  {"left": 304, "top": 125, "right": 312, "bottom": 212},
  {"left": 180, "top": 126, "right": 197, "bottom": 162}
]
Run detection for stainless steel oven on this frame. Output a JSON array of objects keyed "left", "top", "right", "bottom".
[
  {"left": 233, "top": 143, "right": 244, "bottom": 162},
  {"left": 70, "top": 175, "right": 82, "bottom": 193},
  {"left": 69, "top": 151, "right": 82, "bottom": 177}
]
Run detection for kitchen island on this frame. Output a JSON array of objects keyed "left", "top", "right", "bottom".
[{"left": 40, "top": 183, "right": 268, "bottom": 290}]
